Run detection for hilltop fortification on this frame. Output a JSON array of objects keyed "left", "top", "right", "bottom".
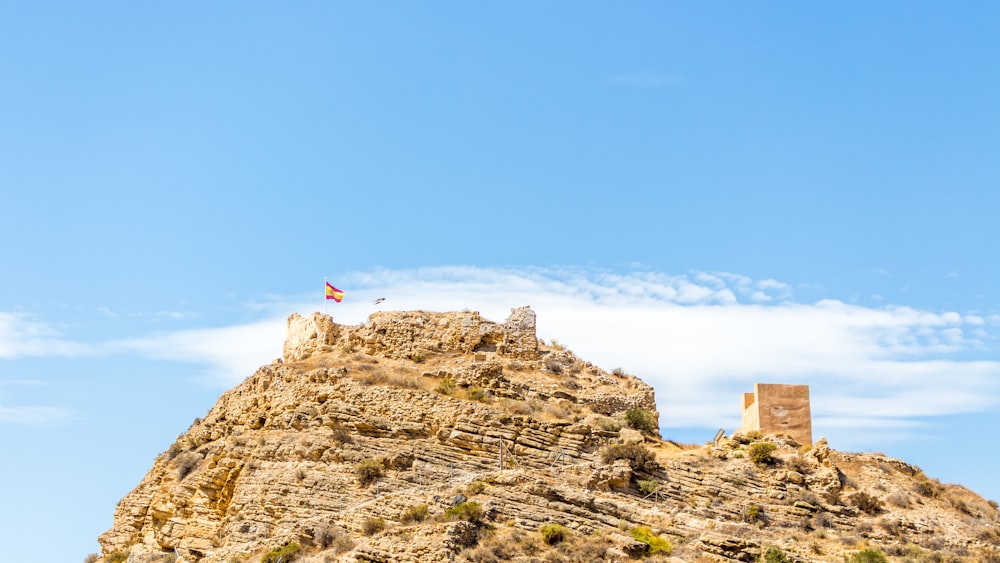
[{"left": 97, "top": 308, "right": 1000, "bottom": 562}]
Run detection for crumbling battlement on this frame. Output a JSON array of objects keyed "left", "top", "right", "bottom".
[{"left": 282, "top": 306, "right": 540, "bottom": 363}]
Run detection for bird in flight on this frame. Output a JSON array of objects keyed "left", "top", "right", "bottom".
[{"left": 372, "top": 298, "right": 386, "bottom": 305}]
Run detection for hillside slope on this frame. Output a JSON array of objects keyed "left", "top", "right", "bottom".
[{"left": 97, "top": 308, "right": 1000, "bottom": 563}]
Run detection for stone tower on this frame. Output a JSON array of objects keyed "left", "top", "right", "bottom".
[{"left": 740, "top": 383, "right": 813, "bottom": 446}]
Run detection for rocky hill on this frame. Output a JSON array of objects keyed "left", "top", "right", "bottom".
[{"left": 97, "top": 307, "right": 1000, "bottom": 563}]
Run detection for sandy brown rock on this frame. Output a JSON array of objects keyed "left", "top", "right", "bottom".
[{"left": 98, "top": 308, "right": 1000, "bottom": 563}]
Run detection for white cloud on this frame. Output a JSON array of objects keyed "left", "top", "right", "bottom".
[
  {"left": 114, "top": 318, "right": 286, "bottom": 385},
  {"left": 0, "top": 405, "right": 75, "bottom": 426},
  {"left": 0, "top": 312, "right": 93, "bottom": 359},
  {"left": 0, "top": 382, "right": 75, "bottom": 426},
  {"left": 316, "top": 266, "right": 1000, "bottom": 450},
  {"left": 6, "top": 267, "right": 1000, "bottom": 448}
]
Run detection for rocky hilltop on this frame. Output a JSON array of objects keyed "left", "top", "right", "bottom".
[{"left": 98, "top": 307, "right": 1000, "bottom": 563}]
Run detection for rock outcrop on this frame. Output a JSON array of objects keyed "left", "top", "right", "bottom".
[{"left": 97, "top": 308, "right": 1000, "bottom": 563}]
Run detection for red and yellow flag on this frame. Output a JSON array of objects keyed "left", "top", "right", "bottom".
[{"left": 325, "top": 282, "right": 344, "bottom": 302}]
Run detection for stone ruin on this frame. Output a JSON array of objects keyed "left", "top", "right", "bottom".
[
  {"left": 282, "top": 306, "right": 540, "bottom": 363},
  {"left": 739, "top": 383, "right": 813, "bottom": 446}
]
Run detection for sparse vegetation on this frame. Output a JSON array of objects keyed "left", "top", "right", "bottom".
[
  {"left": 176, "top": 452, "right": 202, "bottom": 480},
  {"left": 747, "top": 442, "right": 777, "bottom": 465},
  {"left": 913, "top": 472, "right": 944, "bottom": 498},
  {"left": 446, "top": 501, "right": 485, "bottom": 524},
  {"left": 314, "top": 525, "right": 336, "bottom": 548},
  {"left": 362, "top": 517, "right": 386, "bottom": 536},
  {"left": 84, "top": 555, "right": 99, "bottom": 563},
  {"left": 539, "top": 523, "right": 569, "bottom": 545},
  {"left": 624, "top": 408, "right": 658, "bottom": 435},
  {"left": 637, "top": 479, "right": 659, "bottom": 496},
  {"left": 601, "top": 443, "right": 658, "bottom": 473},
  {"left": 612, "top": 367, "right": 626, "bottom": 376},
  {"left": 106, "top": 552, "right": 129, "bottom": 563},
  {"left": 743, "top": 504, "right": 763, "bottom": 525},
  {"left": 260, "top": 543, "right": 300, "bottom": 563},
  {"left": 436, "top": 378, "right": 456, "bottom": 395},
  {"left": 467, "top": 386, "right": 491, "bottom": 403},
  {"left": 849, "top": 491, "right": 884, "bottom": 515},
  {"left": 845, "top": 547, "right": 888, "bottom": 563},
  {"left": 596, "top": 417, "right": 622, "bottom": 432},
  {"left": 400, "top": 504, "right": 430, "bottom": 524},
  {"left": 355, "top": 458, "right": 383, "bottom": 487},
  {"left": 330, "top": 422, "right": 353, "bottom": 444},
  {"left": 630, "top": 526, "right": 673, "bottom": 555},
  {"left": 544, "top": 356, "right": 563, "bottom": 374},
  {"left": 759, "top": 546, "right": 788, "bottom": 563}
]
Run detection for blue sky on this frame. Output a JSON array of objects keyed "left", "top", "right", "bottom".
[{"left": 2, "top": 2, "right": 999, "bottom": 560}]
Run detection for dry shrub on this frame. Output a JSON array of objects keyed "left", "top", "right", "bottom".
[
  {"left": 400, "top": 504, "right": 429, "bottom": 524},
  {"left": 601, "top": 443, "right": 658, "bottom": 473},
  {"left": 886, "top": 491, "right": 910, "bottom": 508},
  {"left": 355, "top": 458, "right": 383, "bottom": 487},
  {"left": 540, "top": 523, "right": 569, "bottom": 545},
  {"left": 850, "top": 491, "right": 884, "bottom": 515},
  {"left": 175, "top": 452, "right": 203, "bottom": 480},
  {"left": 544, "top": 356, "right": 563, "bottom": 373},
  {"left": 329, "top": 422, "right": 352, "bottom": 444},
  {"left": 624, "top": 409, "right": 657, "bottom": 435},
  {"left": 362, "top": 517, "right": 386, "bottom": 535},
  {"left": 356, "top": 368, "right": 388, "bottom": 385},
  {"left": 747, "top": 442, "right": 777, "bottom": 465}
]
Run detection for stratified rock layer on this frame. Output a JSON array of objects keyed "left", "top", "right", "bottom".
[{"left": 98, "top": 308, "right": 1000, "bottom": 563}]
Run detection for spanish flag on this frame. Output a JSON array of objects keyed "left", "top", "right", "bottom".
[{"left": 325, "top": 282, "right": 345, "bottom": 302}]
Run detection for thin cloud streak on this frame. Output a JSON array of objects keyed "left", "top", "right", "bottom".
[
  {"left": 0, "top": 405, "right": 75, "bottom": 426},
  {"left": 0, "top": 312, "right": 94, "bottom": 359}
]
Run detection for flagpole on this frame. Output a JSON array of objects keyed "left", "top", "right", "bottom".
[{"left": 324, "top": 277, "right": 328, "bottom": 314}]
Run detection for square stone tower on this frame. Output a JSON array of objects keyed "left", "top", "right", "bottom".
[{"left": 740, "top": 383, "right": 812, "bottom": 446}]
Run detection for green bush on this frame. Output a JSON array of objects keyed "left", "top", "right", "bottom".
[
  {"left": 105, "top": 553, "right": 128, "bottom": 563},
  {"left": 467, "top": 386, "right": 491, "bottom": 403},
  {"left": 743, "top": 504, "right": 762, "bottom": 525},
  {"left": 435, "top": 378, "right": 456, "bottom": 395},
  {"left": 748, "top": 442, "right": 777, "bottom": 465},
  {"left": 261, "top": 543, "right": 300, "bottom": 563},
  {"left": 624, "top": 409, "right": 658, "bottom": 435},
  {"left": 846, "top": 547, "right": 888, "bottom": 563},
  {"left": 629, "top": 526, "right": 673, "bottom": 555},
  {"left": 601, "top": 443, "right": 658, "bottom": 473},
  {"left": 540, "top": 523, "right": 570, "bottom": 545},
  {"left": 400, "top": 504, "right": 429, "bottom": 524},
  {"left": 445, "top": 501, "right": 484, "bottom": 524},
  {"left": 759, "top": 546, "right": 787, "bottom": 562},
  {"left": 355, "top": 458, "right": 383, "bottom": 487},
  {"left": 637, "top": 480, "right": 659, "bottom": 495}
]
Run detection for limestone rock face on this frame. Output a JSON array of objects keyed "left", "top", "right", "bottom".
[
  {"left": 283, "top": 312, "right": 339, "bottom": 362},
  {"left": 98, "top": 308, "right": 1000, "bottom": 563}
]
